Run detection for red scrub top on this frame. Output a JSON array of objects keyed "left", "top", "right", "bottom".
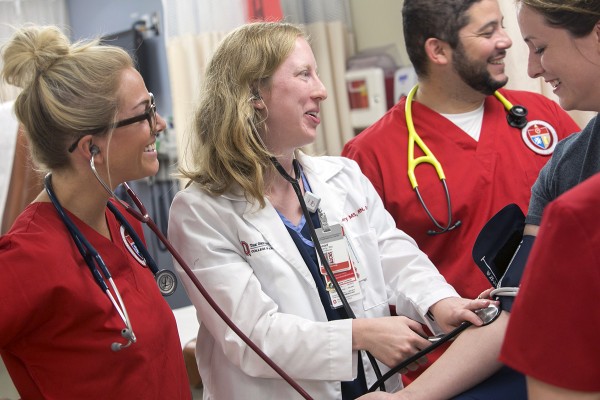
[
  {"left": 343, "top": 89, "right": 578, "bottom": 300},
  {"left": 501, "top": 173, "right": 600, "bottom": 392},
  {"left": 0, "top": 201, "right": 191, "bottom": 400}
]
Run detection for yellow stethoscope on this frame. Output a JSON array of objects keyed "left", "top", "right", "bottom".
[{"left": 405, "top": 84, "right": 528, "bottom": 235}]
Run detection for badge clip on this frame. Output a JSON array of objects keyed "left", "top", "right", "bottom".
[{"left": 303, "top": 191, "right": 320, "bottom": 213}]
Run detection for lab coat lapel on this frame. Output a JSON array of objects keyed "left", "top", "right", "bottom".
[
  {"left": 299, "top": 154, "right": 347, "bottom": 226},
  {"left": 241, "top": 198, "right": 317, "bottom": 288},
  {"left": 238, "top": 154, "right": 348, "bottom": 291}
]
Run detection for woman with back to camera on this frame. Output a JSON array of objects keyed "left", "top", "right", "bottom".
[
  {"left": 0, "top": 25, "right": 191, "bottom": 399},
  {"left": 499, "top": 1, "right": 600, "bottom": 399},
  {"left": 168, "top": 21, "right": 511, "bottom": 400}
]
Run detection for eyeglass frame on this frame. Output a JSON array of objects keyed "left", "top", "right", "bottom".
[{"left": 67, "top": 93, "right": 157, "bottom": 153}]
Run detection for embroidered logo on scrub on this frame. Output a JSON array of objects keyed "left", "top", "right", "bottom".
[
  {"left": 120, "top": 225, "right": 147, "bottom": 266},
  {"left": 521, "top": 120, "right": 558, "bottom": 155},
  {"left": 240, "top": 240, "right": 273, "bottom": 257}
]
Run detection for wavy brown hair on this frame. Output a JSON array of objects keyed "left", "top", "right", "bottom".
[{"left": 179, "top": 21, "right": 305, "bottom": 207}]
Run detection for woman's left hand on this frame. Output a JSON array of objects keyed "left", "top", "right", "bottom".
[{"left": 428, "top": 290, "right": 498, "bottom": 332}]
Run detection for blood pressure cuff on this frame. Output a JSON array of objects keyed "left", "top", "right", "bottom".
[
  {"left": 472, "top": 204, "right": 525, "bottom": 287},
  {"left": 472, "top": 204, "right": 531, "bottom": 311}
]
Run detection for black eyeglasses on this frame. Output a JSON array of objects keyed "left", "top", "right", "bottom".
[{"left": 68, "top": 93, "right": 157, "bottom": 153}]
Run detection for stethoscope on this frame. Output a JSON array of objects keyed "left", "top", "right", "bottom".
[
  {"left": 270, "top": 156, "right": 387, "bottom": 392},
  {"left": 271, "top": 156, "right": 502, "bottom": 395},
  {"left": 366, "top": 303, "right": 501, "bottom": 392},
  {"left": 44, "top": 170, "right": 178, "bottom": 352},
  {"left": 405, "top": 84, "right": 528, "bottom": 235},
  {"left": 45, "top": 148, "right": 314, "bottom": 397}
]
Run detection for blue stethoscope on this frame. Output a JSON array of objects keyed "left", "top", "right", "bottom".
[
  {"left": 41, "top": 136, "right": 312, "bottom": 396},
  {"left": 44, "top": 171, "right": 177, "bottom": 352},
  {"left": 405, "top": 85, "right": 528, "bottom": 235}
]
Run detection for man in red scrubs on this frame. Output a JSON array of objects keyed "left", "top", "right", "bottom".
[{"left": 342, "top": 0, "right": 579, "bottom": 386}]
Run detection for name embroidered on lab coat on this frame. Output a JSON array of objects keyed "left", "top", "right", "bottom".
[{"left": 341, "top": 205, "right": 369, "bottom": 223}]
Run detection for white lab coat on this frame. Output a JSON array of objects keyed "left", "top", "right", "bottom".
[{"left": 168, "top": 153, "right": 459, "bottom": 400}]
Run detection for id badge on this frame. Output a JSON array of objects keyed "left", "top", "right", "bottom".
[{"left": 316, "top": 223, "right": 363, "bottom": 308}]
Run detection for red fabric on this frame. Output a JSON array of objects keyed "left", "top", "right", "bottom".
[
  {"left": 342, "top": 89, "right": 579, "bottom": 382},
  {"left": 247, "top": 0, "right": 283, "bottom": 21},
  {"left": 501, "top": 173, "right": 600, "bottom": 391},
  {"left": 0, "top": 201, "right": 190, "bottom": 399}
]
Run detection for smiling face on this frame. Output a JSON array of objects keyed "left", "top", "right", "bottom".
[
  {"left": 517, "top": 4, "right": 600, "bottom": 112},
  {"left": 106, "top": 67, "right": 166, "bottom": 184},
  {"left": 452, "top": 0, "right": 512, "bottom": 95},
  {"left": 258, "top": 37, "right": 327, "bottom": 155}
]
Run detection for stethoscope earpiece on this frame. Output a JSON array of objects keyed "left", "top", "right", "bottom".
[
  {"left": 90, "top": 144, "right": 100, "bottom": 156},
  {"left": 111, "top": 325, "right": 137, "bottom": 352}
]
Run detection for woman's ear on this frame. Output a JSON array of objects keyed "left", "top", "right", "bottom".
[
  {"left": 74, "top": 135, "right": 102, "bottom": 162},
  {"left": 251, "top": 95, "right": 265, "bottom": 110}
]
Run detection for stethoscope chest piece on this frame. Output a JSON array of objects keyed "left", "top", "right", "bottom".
[
  {"left": 156, "top": 269, "right": 177, "bottom": 296},
  {"left": 475, "top": 304, "right": 501, "bottom": 325},
  {"left": 507, "top": 105, "right": 528, "bottom": 129}
]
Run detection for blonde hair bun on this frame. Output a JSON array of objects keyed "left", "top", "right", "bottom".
[{"left": 2, "top": 25, "right": 70, "bottom": 89}]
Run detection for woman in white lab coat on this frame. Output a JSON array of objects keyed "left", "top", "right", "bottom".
[{"left": 168, "top": 21, "right": 497, "bottom": 400}]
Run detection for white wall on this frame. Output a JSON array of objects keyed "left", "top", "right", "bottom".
[{"left": 349, "top": 0, "right": 408, "bottom": 66}]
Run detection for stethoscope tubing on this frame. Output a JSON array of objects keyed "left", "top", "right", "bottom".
[
  {"left": 106, "top": 201, "right": 159, "bottom": 276},
  {"left": 404, "top": 85, "right": 527, "bottom": 235},
  {"left": 367, "top": 303, "right": 502, "bottom": 391},
  {"left": 405, "top": 85, "right": 459, "bottom": 235},
  {"left": 271, "top": 157, "right": 387, "bottom": 391},
  {"left": 272, "top": 158, "right": 357, "bottom": 318},
  {"left": 118, "top": 182, "right": 315, "bottom": 399},
  {"left": 44, "top": 174, "right": 131, "bottom": 328},
  {"left": 367, "top": 320, "right": 472, "bottom": 392},
  {"left": 45, "top": 171, "right": 312, "bottom": 398}
]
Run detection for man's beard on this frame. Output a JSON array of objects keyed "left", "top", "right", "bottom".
[{"left": 452, "top": 42, "right": 508, "bottom": 95}]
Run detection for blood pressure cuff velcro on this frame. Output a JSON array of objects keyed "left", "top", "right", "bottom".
[
  {"left": 473, "top": 204, "right": 532, "bottom": 311},
  {"left": 472, "top": 204, "right": 525, "bottom": 287},
  {"left": 497, "top": 234, "right": 535, "bottom": 311}
]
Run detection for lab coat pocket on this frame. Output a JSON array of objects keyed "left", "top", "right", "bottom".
[{"left": 348, "top": 229, "right": 388, "bottom": 312}]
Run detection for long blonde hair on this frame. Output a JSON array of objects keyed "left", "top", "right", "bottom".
[
  {"left": 1, "top": 25, "right": 133, "bottom": 171},
  {"left": 180, "top": 21, "right": 305, "bottom": 207}
]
